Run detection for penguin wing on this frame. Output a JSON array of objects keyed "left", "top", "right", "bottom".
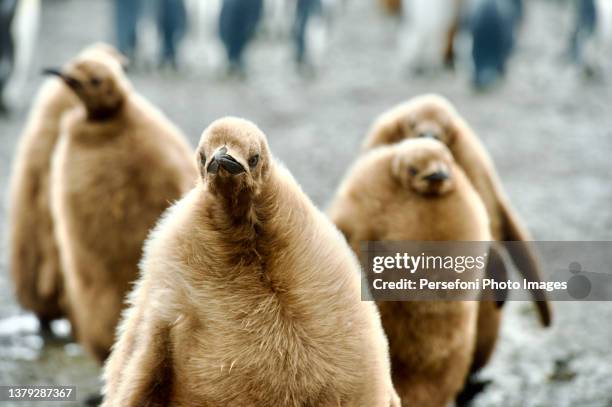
[
  {"left": 457, "top": 138, "right": 553, "bottom": 327},
  {"left": 103, "top": 294, "right": 173, "bottom": 406},
  {"left": 498, "top": 194, "right": 552, "bottom": 326},
  {"left": 486, "top": 243, "right": 509, "bottom": 308}
]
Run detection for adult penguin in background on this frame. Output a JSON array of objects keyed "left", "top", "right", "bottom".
[
  {"left": 0, "top": 0, "right": 18, "bottom": 113},
  {"left": 293, "top": 0, "right": 324, "bottom": 70},
  {"left": 113, "top": 0, "right": 187, "bottom": 68},
  {"left": 8, "top": 43, "right": 127, "bottom": 335},
  {"left": 183, "top": 0, "right": 223, "bottom": 70},
  {"left": 219, "top": 0, "right": 263, "bottom": 75},
  {"left": 398, "top": 0, "right": 463, "bottom": 73},
  {"left": 1, "top": 0, "right": 40, "bottom": 114},
  {"left": 567, "top": 0, "right": 612, "bottom": 75},
  {"left": 102, "top": 117, "right": 400, "bottom": 407},
  {"left": 468, "top": 0, "right": 522, "bottom": 89},
  {"left": 568, "top": 0, "right": 597, "bottom": 67},
  {"left": 48, "top": 54, "right": 197, "bottom": 363},
  {"left": 158, "top": 0, "right": 188, "bottom": 68},
  {"left": 329, "top": 138, "right": 490, "bottom": 406},
  {"left": 362, "top": 94, "right": 552, "bottom": 377},
  {"left": 262, "top": 0, "right": 290, "bottom": 38}
]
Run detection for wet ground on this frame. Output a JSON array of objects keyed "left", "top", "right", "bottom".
[{"left": 1, "top": 0, "right": 611, "bottom": 405}]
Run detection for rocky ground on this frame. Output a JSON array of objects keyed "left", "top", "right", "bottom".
[{"left": 0, "top": 0, "right": 611, "bottom": 405}]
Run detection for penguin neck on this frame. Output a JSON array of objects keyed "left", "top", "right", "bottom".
[
  {"left": 85, "top": 97, "right": 125, "bottom": 122},
  {"left": 202, "top": 170, "right": 294, "bottom": 278},
  {"left": 208, "top": 171, "right": 280, "bottom": 239}
]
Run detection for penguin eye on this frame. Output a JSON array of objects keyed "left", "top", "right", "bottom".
[
  {"left": 90, "top": 77, "right": 102, "bottom": 87},
  {"left": 248, "top": 154, "right": 259, "bottom": 168},
  {"left": 409, "top": 166, "right": 418, "bottom": 176}
]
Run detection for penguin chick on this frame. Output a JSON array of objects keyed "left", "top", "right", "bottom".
[
  {"left": 49, "top": 57, "right": 197, "bottom": 363},
  {"left": 102, "top": 117, "right": 400, "bottom": 407},
  {"left": 8, "top": 43, "right": 126, "bottom": 332},
  {"left": 362, "top": 94, "right": 552, "bottom": 375},
  {"left": 329, "top": 138, "right": 490, "bottom": 407}
]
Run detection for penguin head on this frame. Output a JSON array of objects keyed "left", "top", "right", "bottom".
[
  {"left": 398, "top": 95, "right": 458, "bottom": 146},
  {"left": 43, "top": 58, "right": 127, "bottom": 121},
  {"left": 197, "top": 117, "right": 271, "bottom": 193},
  {"left": 391, "top": 138, "right": 455, "bottom": 196},
  {"left": 77, "top": 42, "right": 129, "bottom": 70},
  {"left": 365, "top": 94, "right": 458, "bottom": 150}
]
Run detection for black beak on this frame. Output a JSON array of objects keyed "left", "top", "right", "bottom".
[
  {"left": 206, "top": 146, "right": 246, "bottom": 175},
  {"left": 42, "top": 68, "right": 63, "bottom": 77},
  {"left": 423, "top": 171, "right": 449, "bottom": 182},
  {"left": 42, "top": 68, "right": 81, "bottom": 89}
]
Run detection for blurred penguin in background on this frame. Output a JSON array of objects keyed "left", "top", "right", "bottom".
[
  {"left": 9, "top": 44, "right": 125, "bottom": 335},
  {"left": 263, "top": 0, "right": 291, "bottom": 38},
  {"left": 0, "top": 0, "right": 40, "bottom": 114},
  {"left": 47, "top": 53, "right": 196, "bottom": 363},
  {"left": 398, "top": 0, "right": 463, "bottom": 75},
  {"left": 468, "top": 0, "right": 523, "bottom": 90},
  {"left": 156, "top": 0, "right": 187, "bottom": 68},
  {"left": 183, "top": 0, "right": 222, "bottom": 70},
  {"left": 219, "top": 0, "right": 263, "bottom": 76},
  {"left": 569, "top": 0, "right": 596, "bottom": 67},
  {"left": 293, "top": 0, "right": 328, "bottom": 72},
  {"left": 512, "top": 0, "right": 523, "bottom": 22},
  {"left": 114, "top": 0, "right": 141, "bottom": 61},
  {"left": 567, "top": 0, "right": 612, "bottom": 76},
  {"left": 114, "top": 0, "right": 187, "bottom": 69},
  {"left": 0, "top": 0, "right": 18, "bottom": 114}
]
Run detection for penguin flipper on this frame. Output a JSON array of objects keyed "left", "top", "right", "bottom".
[
  {"left": 487, "top": 243, "right": 509, "bottom": 308},
  {"left": 103, "top": 299, "right": 173, "bottom": 406},
  {"left": 499, "top": 198, "right": 552, "bottom": 326}
]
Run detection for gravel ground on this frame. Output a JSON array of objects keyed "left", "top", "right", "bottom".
[{"left": 0, "top": 0, "right": 611, "bottom": 405}]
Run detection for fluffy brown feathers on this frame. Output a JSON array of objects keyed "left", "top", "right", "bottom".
[
  {"left": 102, "top": 117, "right": 399, "bottom": 407},
  {"left": 49, "top": 53, "right": 196, "bottom": 362},
  {"left": 329, "top": 138, "right": 490, "bottom": 406}
]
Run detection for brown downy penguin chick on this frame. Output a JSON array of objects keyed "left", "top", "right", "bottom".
[
  {"left": 362, "top": 93, "right": 552, "bottom": 373},
  {"left": 102, "top": 117, "right": 400, "bottom": 407},
  {"left": 328, "top": 138, "right": 490, "bottom": 407},
  {"left": 49, "top": 56, "right": 197, "bottom": 363},
  {"left": 8, "top": 43, "right": 127, "bottom": 332}
]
